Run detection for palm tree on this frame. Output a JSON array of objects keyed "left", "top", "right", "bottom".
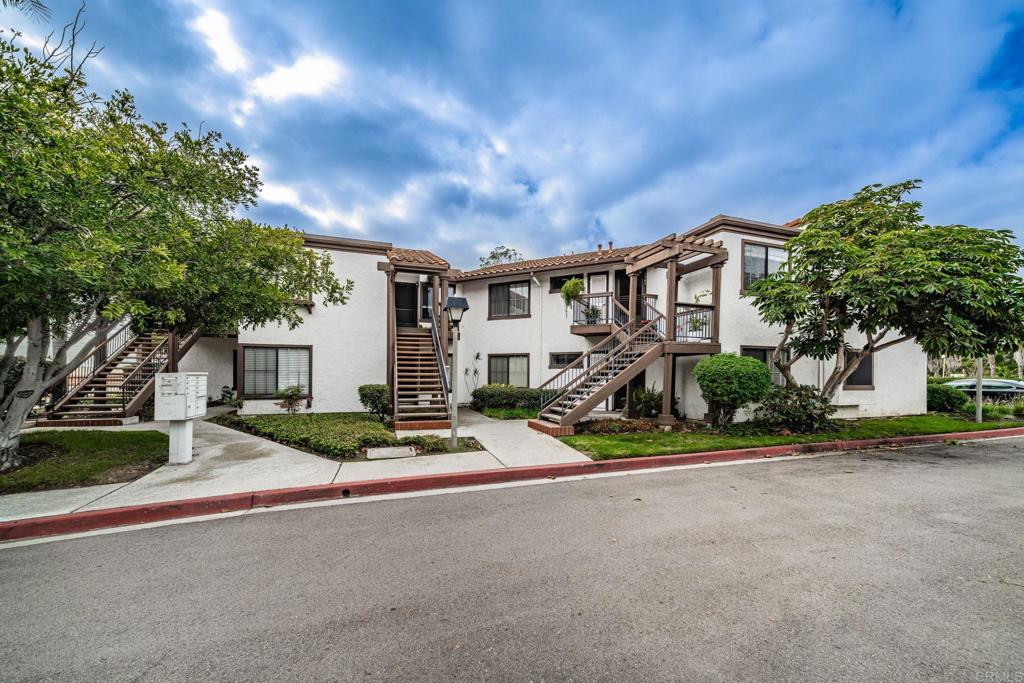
[{"left": 1, "top": 1, "right": 50, "bottom": 19}]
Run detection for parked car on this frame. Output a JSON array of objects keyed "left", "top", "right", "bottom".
[{"left": 943, "top": 379, "right": 1024, "bottom": 400}]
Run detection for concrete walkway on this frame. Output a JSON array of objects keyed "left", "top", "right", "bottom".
[
  {"left": 0, "top": 409, "right": 587, "bottom": 522},
  {"left": 401, "top": 408, "right": 591, "bottom": 468}
]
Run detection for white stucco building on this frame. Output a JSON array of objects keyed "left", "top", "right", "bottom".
[{"left": 42, "top": 216, "right": 927, "bottom": 431}]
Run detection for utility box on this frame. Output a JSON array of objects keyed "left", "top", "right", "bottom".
[{"left": 155, "top": 372, "right": 207, "bottom": 465}]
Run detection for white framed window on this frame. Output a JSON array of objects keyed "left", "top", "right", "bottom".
[{"left": 242, "top": 346, "right": 311, "bottom": 397}]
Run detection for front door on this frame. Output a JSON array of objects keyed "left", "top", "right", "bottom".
[
  {"left": 614, "top": 270, "right": 646, "bottom": 315},
  {"left": 395, "top": 282, "right": 418, "bottom": 327}
]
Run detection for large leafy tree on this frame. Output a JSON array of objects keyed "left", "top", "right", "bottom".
[
  {"left": 747, "top": 180, "right": 1024, "bottom": 399},
  {"left": 0, "top": 24, "right": 351, "bottom": 469}
]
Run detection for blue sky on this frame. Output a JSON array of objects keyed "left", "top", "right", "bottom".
[{"left": 4, "top": 0, "right": 1023, "bottom": 268}]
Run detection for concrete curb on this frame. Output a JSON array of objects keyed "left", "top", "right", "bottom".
[{"left": 3, "top": 426, "right": 1023, "bottom": 542}]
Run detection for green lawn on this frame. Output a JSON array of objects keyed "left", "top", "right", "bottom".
[
  {"left": 562, "top": 414, "right": 1024, "bottom": 460},
  {"left": 212, "top": 412, "right": 481, "bottom": 459},
  {"left": 481, "top": 407, "right": 538, "bottom": 420},
  {"left": 1, "top": 430, "right": 168, "bottom": 494}
]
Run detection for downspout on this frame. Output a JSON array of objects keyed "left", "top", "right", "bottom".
[{"left": 532, "top": 273, "right": 542, "bottom": 388}]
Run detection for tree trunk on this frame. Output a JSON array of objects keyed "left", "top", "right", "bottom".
[
  {"left": 0, "top": 433, "right": 20, "bottom": 472},
  {"left": 0, "top": 390, "right": 42, "bottom": 471}
]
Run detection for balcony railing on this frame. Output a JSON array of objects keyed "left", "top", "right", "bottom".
[
  {"left": 675, "top": 303, "right": 714, "bottom": 342},
  {"left": 571, "top": 293, "right": 628, "bottom": 327}
]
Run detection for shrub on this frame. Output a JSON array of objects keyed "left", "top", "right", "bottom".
[
  {"left": 575, "top": 418, "right": 659, "bottom": 434},
  {"left": 692, "top": 353, "right": 772, "bottom": 429},
  {"left": 753, "top": 384, "right": 836, "bottom": 433},
  {"left": 560, "top": 277, "right": 585, "bottom": 309},
  {"left": 1013, "top": 399, "right": 1024, "bottom": 418},
  {"left": 981, "top": 403, "right": 1004, "bottom": 421},
  {"left": 471, "top": 383, "right": 543, "bottom": 410},
  {"left": 397, "top": 434, "right": 449, "bottom": 453},
  {"left": 358, "top": 384, "right": 391, "bottom": 421},
  {"left": 273, "top": 385, "right": 305, "bottom": 414},
  {"left": 630, "top": 386, "right": 662, "bottom": 418},
  {"left": 927, "top": 383, "right": 967, "bottom": 413}
]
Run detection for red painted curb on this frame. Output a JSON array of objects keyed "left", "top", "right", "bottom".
[{"left": 3, "top": 426, "right": 1023, "bottom": 542}]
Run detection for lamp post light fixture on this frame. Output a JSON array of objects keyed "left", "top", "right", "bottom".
[{"left": 444, "top": 296, "right": 470, "bottom": 448}]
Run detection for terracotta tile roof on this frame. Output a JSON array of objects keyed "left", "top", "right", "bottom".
[
  {"left": 454, "top": 245, "right": 639, "bottom": 281},
  {"left": 782, "top": 218, "right": 804, "bottom": 227},
  {"left": 388, "top": 248, "right": 449, "bottom": 269}
]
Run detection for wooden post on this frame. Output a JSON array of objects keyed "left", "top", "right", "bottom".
[
  {"left": 658, "top": 353, "right": 676, "bottom": 426},
  {"left": 167, "top": 330, "right": 178, "bottom": 372},
  {"left": 439, "top": 275, "right": 450, "bottom": 359},
  {"left": 628, "top": 272, "right": 638, "bottom": 323},
  {"left": 665, "top": 259, "right": 678, "bottom": 341},
  {"left": 711, "top": 264, "right": 723, "bottom": 343}
]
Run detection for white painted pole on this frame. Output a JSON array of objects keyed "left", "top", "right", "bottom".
[
  {"left": 168, "top": 420, "right": 194, "bottom": 464},
  {"left": 975, "top": 357, "right": 984, "bottom": 424},
  {"left": 451, "top": 326, "right": 459, "bottom": 449}
]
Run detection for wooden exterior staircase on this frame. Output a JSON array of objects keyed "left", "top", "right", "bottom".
[
  {"left": 532, "top": 315, "right": 666, "bottom": 435},
  {"left": 393, "top": 315, "right": 451, "bottom": 429},
  {"left": 41, "top": 328, "right": 199, "bottom": 426}
]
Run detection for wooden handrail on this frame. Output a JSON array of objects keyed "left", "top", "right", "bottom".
[
  {"left": 676, "top": 302, "right": 715, "bottom": 310},
  {"left": 538, "top": 314, "right": 665, "bottom": 408}
]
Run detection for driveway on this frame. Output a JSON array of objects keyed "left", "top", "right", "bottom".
[{"left": 2, "top": 437, "right": 1022, "bottom": 681}]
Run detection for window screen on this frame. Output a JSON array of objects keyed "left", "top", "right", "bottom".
[
  {"left": 550, "top": 352, "right": 583, "bottom": 369},
  {"left": 742, "top": 243, "right": 787, "bottom": 290},
  {"left": 740, "top": 347, "right": 788, "bottom": 386},
  {"left": 489, "top": 355, "right": 529, "bottom": 387},
  {"left": 844, "top": 351, "right": 873, "bottom": 388},
  {"left": 489, "top": 281, "right": 530, "bottom": 318},
  {"left": 243, "top": 347, "right": 311, "bottom": 396}
]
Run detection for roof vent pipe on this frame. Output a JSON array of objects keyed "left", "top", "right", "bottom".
[
  {"left": 608, "top": 241, "right": 613, "bottom": 250},
  {"left": 597, "top": 243, "right": 603, "bottom": 254}
]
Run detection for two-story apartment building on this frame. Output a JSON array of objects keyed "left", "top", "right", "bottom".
[{"left": 41, "top": 216, "right": 926, "bottom": 433}]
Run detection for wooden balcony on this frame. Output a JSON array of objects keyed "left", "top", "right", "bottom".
[
  {"left": 664, "top": 302, "right": 719, "bottom": 354},
  {"left": 569, "top": 292, "right": 628, "bottom": 336}
]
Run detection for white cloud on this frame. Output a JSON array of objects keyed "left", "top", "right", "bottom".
[
  {"left": 248, "top": 54, "right": 345, "bottom": 102},
  {"left": 260, "top": 181, "right": 301, "bottom": 206},
  {"left": 190, "top": 8, "right": 247, "bottom": 73}
]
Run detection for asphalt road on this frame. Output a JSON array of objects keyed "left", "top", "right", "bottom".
[{"left": 2, "top": 439, "right": 1023, "bottom": 682}]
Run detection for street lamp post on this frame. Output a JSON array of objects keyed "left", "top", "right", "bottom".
[{"left": 444, "top": 296, "right": 470, "bottom": 449}]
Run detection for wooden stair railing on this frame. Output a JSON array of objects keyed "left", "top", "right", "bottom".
[
  {"left": 537, "top": 314, "right": 666, "bottom": 426},
  {"left": 46, "top": 328, "right": 200, "bottom": 421}
]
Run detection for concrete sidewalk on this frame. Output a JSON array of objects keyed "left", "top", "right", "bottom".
[
  {"left": 402, "top": 408, "right": 591, "bottom": 467},
  {"left": 0, "top": 409, "right": 586, "bottom": 522}
]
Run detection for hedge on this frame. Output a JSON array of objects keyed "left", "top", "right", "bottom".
[
  {"left": 927, "top": 383, "right": 968, "bottom": 413},
  {"left": 471, "top": 383, "right": 544, "bottom": 410}
]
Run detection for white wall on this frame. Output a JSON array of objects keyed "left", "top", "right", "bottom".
[
  {"left": 455, "top": 265, "right": 622, "bottom": 393},
  {"left": 238, "top": 247, "right": 388, "bottom": 414},
  {"left": 178, "top": 336, "right": 235, "bottom": 400}
]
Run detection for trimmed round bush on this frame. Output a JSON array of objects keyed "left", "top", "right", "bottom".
[
  {"left": 692, "top": 353, "right": 772, "bottom": 429},
  {"left": 926, "top": 383, "right": 967, "bottom": 413}
]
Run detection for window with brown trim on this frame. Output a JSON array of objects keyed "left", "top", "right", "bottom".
[
  {"left": 488, "top": 281, "right": 530, "bottom": 319},
  {"left": 740, "top": 347, "right": 788, "bottom": 386},
  {"left": 549, "top": 273, "right": 584, "bottom": 293},
  {"left": 844, "top": 351, "right": 874, "bottom": 389},
  {"left": 741, "top": 242, "right": 786, "bottom": 291},
  {"left": 488, "top": 354, "right": 530, "bottom": 387},
  {"left": 549, "top": 351, "right": 583, "bottom": 369},
  {"left": 241, "top": 346, "right": 312, "bottom": 398}
]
